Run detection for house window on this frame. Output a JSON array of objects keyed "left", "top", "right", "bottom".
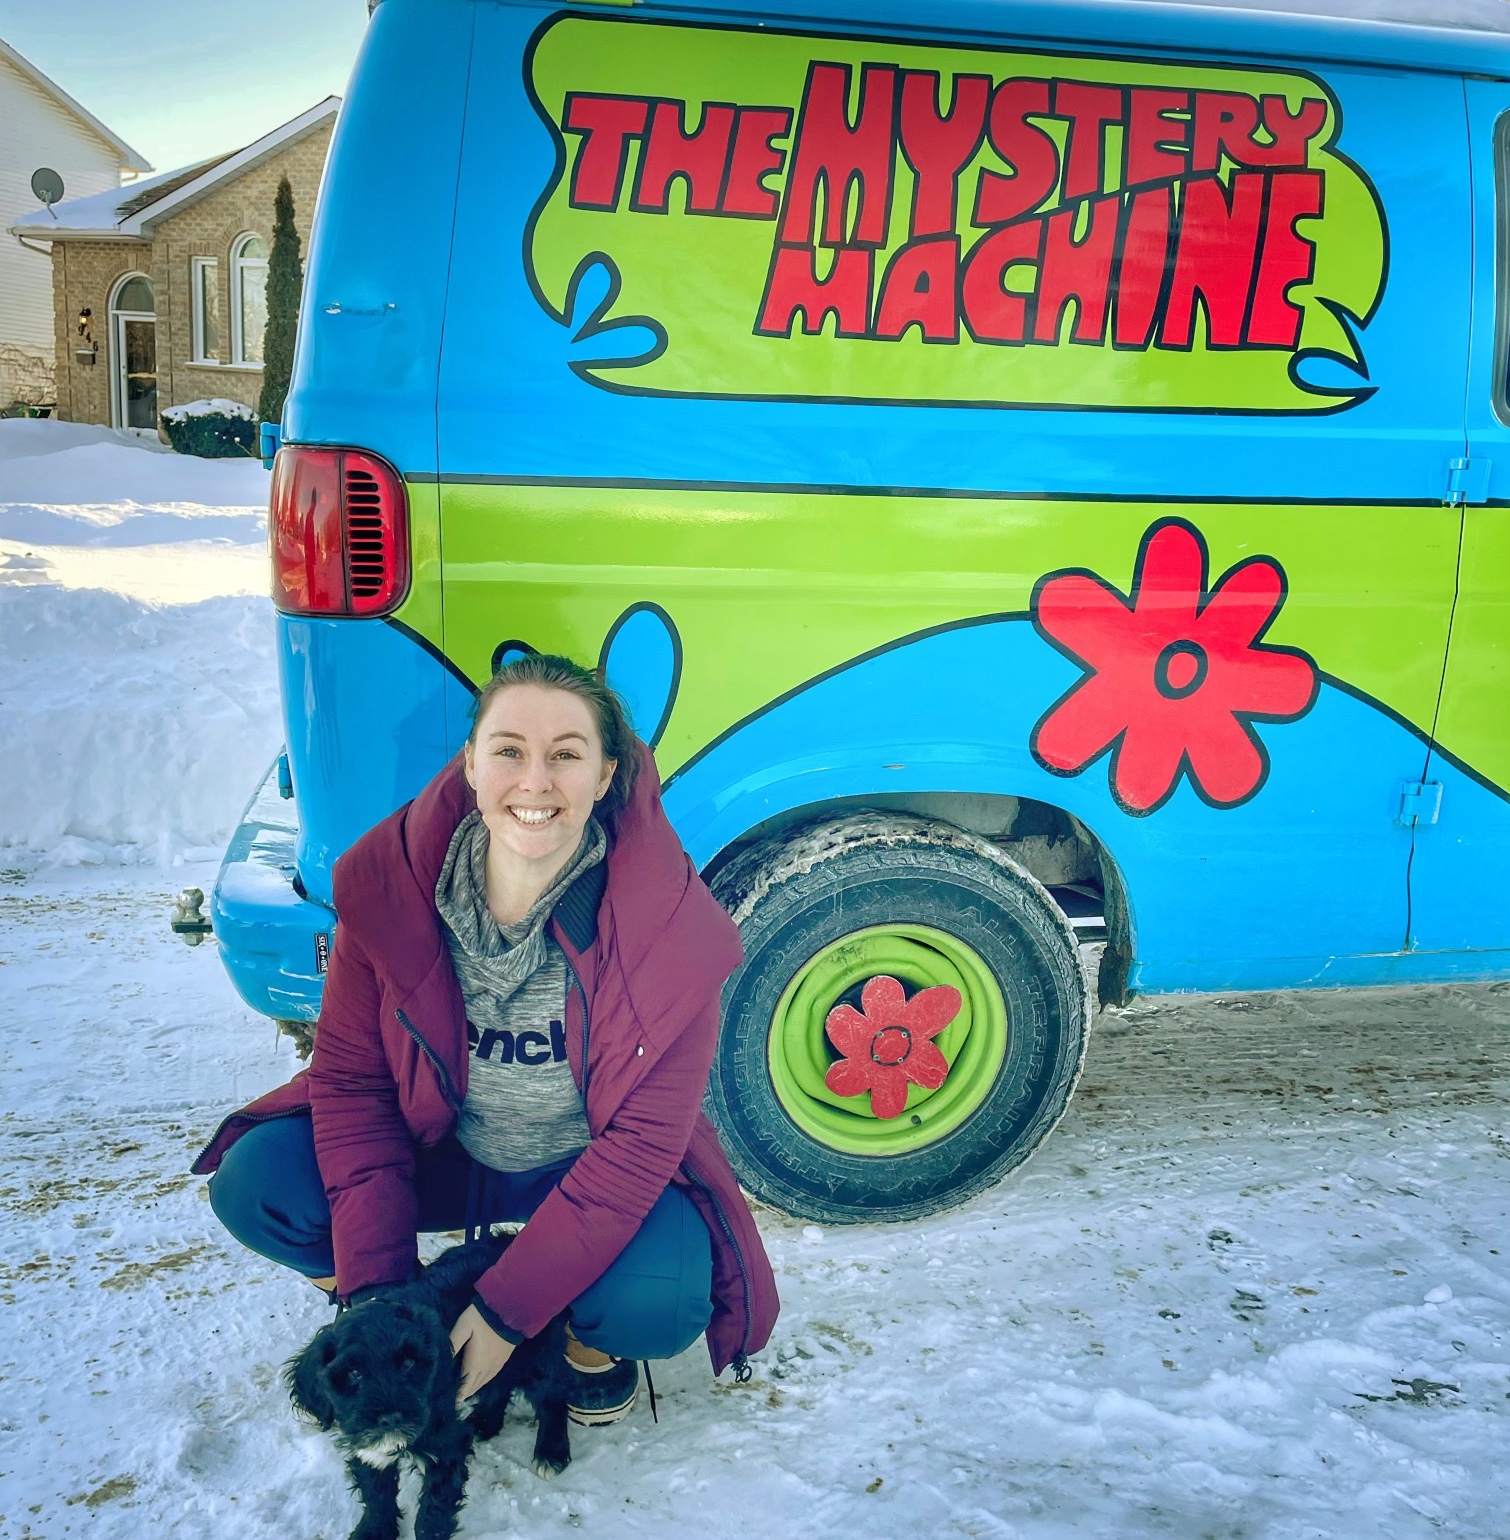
[
  {"left": 191, "top": 257, "right": 220, "bottom": 363},
  {"left": 230, "top": 233, "right": 268, "bottom": 366}
]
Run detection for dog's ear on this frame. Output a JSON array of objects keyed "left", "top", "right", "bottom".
[{"left": 285, "top": 1329, "right": 337, "bottom": 1430}]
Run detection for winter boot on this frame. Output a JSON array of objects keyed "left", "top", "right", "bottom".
[{"left": 565, "top": 1355, "right": 639, "bottom": 1426}]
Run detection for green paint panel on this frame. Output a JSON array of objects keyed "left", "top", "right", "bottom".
[
  {"left": 394, "top": 478, "right": 445, "bottom": 657},
  {"left": 438, "top": 482, "right": 1469, "bottom": 782},
  {"left": 1435, "top": 507, "right": 1510, "bottom": 790},
  {"left": 527, "top": 17, "right": 1385, "bottom": 413}
]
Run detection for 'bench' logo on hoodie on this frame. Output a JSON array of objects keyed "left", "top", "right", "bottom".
[{"left": 466, "top": 1019, "right": 569, "bottom": 1066}]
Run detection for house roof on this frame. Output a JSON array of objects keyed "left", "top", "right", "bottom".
[
  {"left": 0, "top": 37, "right": 151, "bottom": 174},
  {"left": 8, "top": 97, "right": 338, "bottom": 243}
]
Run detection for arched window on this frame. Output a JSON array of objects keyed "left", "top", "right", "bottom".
[
  {"left": 230, "top": 233, "right": 269, "bottom": 366},
  {"left": 108, "top": 272, "right": 157, "bottom": 432}
]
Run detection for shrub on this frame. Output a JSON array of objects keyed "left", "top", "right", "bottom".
[
  {"left": 257, "top": 177, "right": 302, "bottom": 428},
  {"left": 160, "top": 398, "right": 257, "bottom": 458}
]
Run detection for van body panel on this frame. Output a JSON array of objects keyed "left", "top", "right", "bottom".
[
  {"left": 437, "top": 486, "right": 1457, "bottom": 796},
  {"left": 443, "top": 14, "right": 1469, "bottom": 506},
  {"left": 1410, "top": 81, "right": 1510, "bottom": 954},
  {"left": 284, "top": 0, "right": 474, "bottom": 473},
  {"left": 278, "top": 615, "right": 474, "bottom": 906},
  {"left": 431, "top": 5, "right": 1481, "bottom": 990},
  {"left": 483, "top": 0, "right": 1510, "bottom": 82},
  {"left": 272, "top": 0, "right": 476, "bottom": 904}
]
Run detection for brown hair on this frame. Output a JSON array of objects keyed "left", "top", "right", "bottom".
[{"left": 467, "top": 653, "right": 640, "bottom": 824}]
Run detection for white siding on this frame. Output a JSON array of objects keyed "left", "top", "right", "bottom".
[{"left": 0, "top": 53, "right": 128, "bottom": 359}]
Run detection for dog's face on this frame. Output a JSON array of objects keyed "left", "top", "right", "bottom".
[{"left": 286, "top": 1298, "right": 456, "bottom": 1467}]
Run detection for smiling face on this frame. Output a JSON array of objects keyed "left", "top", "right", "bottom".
[{"left": 464, "top": 683, "right": 616, "bottom": 874}]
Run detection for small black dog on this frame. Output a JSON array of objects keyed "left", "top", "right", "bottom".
[{"left": 286, "top": 1236, "right": 573, "bottom": 1540}]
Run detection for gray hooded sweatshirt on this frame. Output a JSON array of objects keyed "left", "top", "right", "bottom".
[{"left": 435, "top": 811, "right": 605, "bottom": 1172}]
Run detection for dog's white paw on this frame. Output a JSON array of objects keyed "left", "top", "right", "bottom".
[{"left": 532, "top": 1459, "right": 564, "bottom": 1480}]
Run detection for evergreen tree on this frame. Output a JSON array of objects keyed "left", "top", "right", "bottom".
[{"left": 257, "top": 177, "right": 302, "bottom": 426}]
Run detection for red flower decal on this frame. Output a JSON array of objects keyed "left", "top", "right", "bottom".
[
  {"left": 1031, "top": 519, "right": 1318, "bottom": 815},
  {"left": 824, "top": 975, "right": 963, "bottom": 1120}
]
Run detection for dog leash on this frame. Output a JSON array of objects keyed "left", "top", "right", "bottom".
[
  {"left": 463, "top": 1159, "right": 489, "bottom": 1243},
  {"left": 642, "top": 1361, "right": 657, "bottom": 1423}
]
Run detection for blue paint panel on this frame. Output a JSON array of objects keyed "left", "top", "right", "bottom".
[
  {"left": 278, "top": 617, "right": 473, "bottom": 905},
  {"left": 1466, "top": 80, "right": 1510, "bottom": 499},
  {"left": 660, "top": 618, "right": 1465, "bottom": 992},
  {"left": 600, "top": 604, "right": 681, "bottom": 749},
  {"left": 1405, "top": 765, "right": 1510, "bottom": 954},
  {"left": 439, "top": 7, "right": 1471, "bottom": 504},
  {"left": 495, "top": 0, "right": 1510, "bottom": 80},
  {"left": 283, "top": 0, "right": 474, "bottom": 472}
]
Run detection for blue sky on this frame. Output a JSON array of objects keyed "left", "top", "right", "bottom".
[{"left": 2, "top": 0, "right": 369, "bottom": 174}]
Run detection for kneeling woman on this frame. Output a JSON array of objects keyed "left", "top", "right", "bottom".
[{"left": 195, "top": 655, "right": 778, "bottom": 1420}]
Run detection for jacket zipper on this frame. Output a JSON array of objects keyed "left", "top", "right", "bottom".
[
  {"left": 683, "top": 1152, "right": 754, "bottom": 1374},
  {"left": 557, "top": 957, "right": 747, "bottom": 1368},
  {"left": 562, "top": 954, "right": 590, "bottom": 1102},
  {"left": 395, "top": 1007, "right": 463, "bottom": 1114},
  {"left": 191, "top": 1104, "right": 306, "bottom": 1172}
]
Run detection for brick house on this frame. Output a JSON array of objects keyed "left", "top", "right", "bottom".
[{"left": 9, "top": 99, "right": 336, "bottom": 432}]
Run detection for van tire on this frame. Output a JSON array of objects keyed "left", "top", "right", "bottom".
[{"left": 708, "top": 813, "right": 1090, "bottom": 1224}]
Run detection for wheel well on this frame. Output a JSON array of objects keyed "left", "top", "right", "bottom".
[{"left": 701, "top": 790, "right": 1134, "bottom": 1009}]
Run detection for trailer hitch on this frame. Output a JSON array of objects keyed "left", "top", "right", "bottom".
[{"left": 170, "top": 887, "right": 214, "bottom": 946}]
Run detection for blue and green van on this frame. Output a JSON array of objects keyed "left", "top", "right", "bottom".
[{"left": 214, "top": 0, "right": 1510, "bottom": 1220}]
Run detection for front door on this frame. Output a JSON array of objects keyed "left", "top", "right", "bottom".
[{"left": 110, "top": 275, "right": 157, "bottom": 432}]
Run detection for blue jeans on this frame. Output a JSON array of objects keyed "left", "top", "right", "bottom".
[{"left": 208, "top": 1114, "right": 713, "bottom": 1361}]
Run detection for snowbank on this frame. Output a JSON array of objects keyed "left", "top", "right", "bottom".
[
  {"left": 0, "top": 585, "right": 281, "bottom": 859},
  {"left": 0, "top": 417, "right": 268, "bottom": 506},
  {"left": 0, "top": 418, "right": 280, "bottom": 862},
  {"left": 0, "top": 418, "right": 173, "bottom": 459}
]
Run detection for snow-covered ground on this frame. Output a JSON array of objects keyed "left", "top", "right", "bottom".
[
  {"left": 3, "top": 422, "right": 1510, "bottom": 1539},
  {"left": 7, "top": 871, "right": 1510, "bottom": 1540}
]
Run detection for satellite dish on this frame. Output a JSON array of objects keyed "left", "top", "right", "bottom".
[{"left": 31, "top": 168, "right": 65, "bottom": 209}]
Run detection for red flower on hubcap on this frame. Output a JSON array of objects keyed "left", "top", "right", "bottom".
[
  {"left": 1030, "top": 519, "right": 1318, "bottom": 815},
  {"left": 824, "top": 975, "right": 963, "bottom": 1120}
]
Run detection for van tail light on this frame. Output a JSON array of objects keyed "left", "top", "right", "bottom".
[{"left": 269, "top": 446, "right": 410, "bottom": 617}]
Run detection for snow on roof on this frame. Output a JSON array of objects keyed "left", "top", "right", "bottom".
[
  {"left": 8, "top": 158, "right": 223, "bottom": 240},
  {"left": 0, "top": 37, "right": 151, "bottom": 174},
  {"left": 8, "top": 97, "right": 338, "bottom": 242}
]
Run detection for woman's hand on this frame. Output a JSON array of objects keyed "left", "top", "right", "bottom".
[{"left": 450, "top": 1304, "right": 516, "bottom": 1404}]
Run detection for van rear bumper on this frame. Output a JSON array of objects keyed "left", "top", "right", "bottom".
[{"left": 211, "top": 758, "right": 333, "bottom": 1023}]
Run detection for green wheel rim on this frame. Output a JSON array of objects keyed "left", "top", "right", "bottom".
[{"left": 766, "top": 923, "right": 1009, "bottom": 1156}]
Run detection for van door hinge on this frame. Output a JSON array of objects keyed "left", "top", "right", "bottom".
[
  {"left": 1446, "top": 457, "right": 1491, "bottom": 505},
  {"left": 1397, "top": 781, "right": 1443, "bottom": 827}
]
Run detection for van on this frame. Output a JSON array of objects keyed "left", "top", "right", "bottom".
[{"left": 212, "top": 0, "right": 1510, "bottom": 1223}]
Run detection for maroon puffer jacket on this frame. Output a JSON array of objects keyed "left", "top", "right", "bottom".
[{"left": 194, "top": 744, "right": 778, "bottom": 1374}]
